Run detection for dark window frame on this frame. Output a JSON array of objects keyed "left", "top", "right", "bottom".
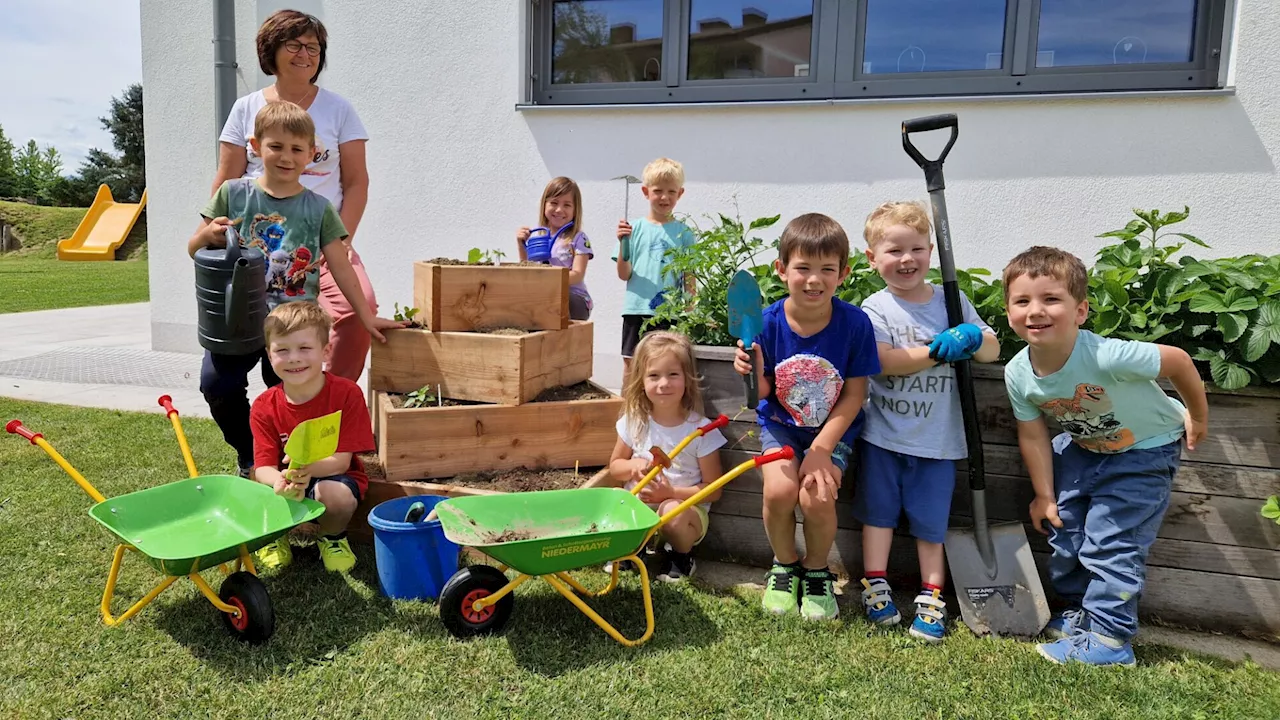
[{"left": 529, "top": 0, "right": 1228, "bottom": 105}]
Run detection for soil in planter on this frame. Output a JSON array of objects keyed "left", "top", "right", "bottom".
[
  {"left": 423, "top": 257, "right": 548, "bottom": 268},
  {"left": 475, "top": 326, "right": 528, "bottom": 336},
  {"left": 382, "top": 381, "right": 612, "bottom": 410},
  {"left": 358, "top": 454, "right": 605, "bottom": 493},
  {"left": 385, "top": 393, "right": 480, "bottom": 409}
]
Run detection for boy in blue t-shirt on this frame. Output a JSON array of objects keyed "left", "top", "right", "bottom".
[
  {"left": 614, "top": 157, "right": 695, "bottom": 384},
  {"left": 1003, "top": 246, "right": 1209, "bottom": 667},
  {"left": 734, "top": 213, "right": 881, "bottom": 621}
]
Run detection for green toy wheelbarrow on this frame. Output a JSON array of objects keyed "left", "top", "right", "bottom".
[
  {"left": 433, "top": 444, "right": 795, "bottom": 646},
  {"left": 5, "top": 396, "right": 325, "bottom": 644}
]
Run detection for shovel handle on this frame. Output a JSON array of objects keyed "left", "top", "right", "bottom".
[
  {"left": 6, "top": 419, "right": 41, "bottom": 444},
  {"left": 902, "top": 114, "right": 959, "bottom": 189},
  {"left": 745, "top": 348, "right": 759, "bottom": 408}
]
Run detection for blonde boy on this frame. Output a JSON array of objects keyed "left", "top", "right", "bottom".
[{"left": 614, "top": 157, "right": 696, "bottom": 380}]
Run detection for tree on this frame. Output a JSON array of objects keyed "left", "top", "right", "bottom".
[
  {"left": 99, "top": 83, "right": 145, "bottom": 202},
  {"left": 0, "top": 125, "right": 16, "bottom": 197},
  {"left": 13, "top": 140, "right": 62, "bottom": 202}
]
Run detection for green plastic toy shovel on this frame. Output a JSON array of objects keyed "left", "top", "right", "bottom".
[{"left": 282, "top": 410, "right": 342, "bottom": 497}]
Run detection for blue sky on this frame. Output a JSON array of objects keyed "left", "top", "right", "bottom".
[{"left": 0, "top": 0, "right": 143, "bottom": 173}]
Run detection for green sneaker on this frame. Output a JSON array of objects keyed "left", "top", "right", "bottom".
[
  {"left": 256, "top": 539, "right": 293, "bottom": 570},
  {"left": 761, "top": 562, "right": 802, "bottom": 615},
  {"left": 319, "top": 535, "right": 357, "bottom": 573},
  {"left": 799, "top": 568, "right": 839, "bottom": 621}
]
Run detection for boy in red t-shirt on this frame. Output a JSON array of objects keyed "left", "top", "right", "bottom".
[{"left": 249, "top": 302, "right": 375, "bottom": 573}]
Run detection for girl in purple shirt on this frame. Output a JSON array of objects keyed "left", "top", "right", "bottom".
[{"left": 516, "top": 176, "right": 593, "bottom": 320}]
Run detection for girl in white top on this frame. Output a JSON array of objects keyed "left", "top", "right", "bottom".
[
  {"left": 210, "top": 9, "right": 379, "bottom": 383},
  {"left": 607, "top": 331, "right": 726, "bottom": 582}
]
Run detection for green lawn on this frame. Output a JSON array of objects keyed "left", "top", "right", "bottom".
[
  {"left": 1, "top": 399, "right": 1277, "bottom": 720},
  {"left": 0, "top": 256, "right": 149, "bottom": 313}
]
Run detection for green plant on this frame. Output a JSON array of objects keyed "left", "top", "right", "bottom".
[
  {"left": 392, "top": 302, "right": 420, "bottom": 325},
  {"left": 1088, "top": 207, "right": 1280, "bottom": 389},
  {"left": 1262, "top": 496, "right": 1280, "bottom": 527},
  {"left": 467, "top": 247, "right": 506, "bottom": 265},
  {"left": 403, "top": 384, "right": 437, "bottom": 409}
]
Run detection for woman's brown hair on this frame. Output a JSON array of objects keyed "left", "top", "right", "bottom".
[{"left": 257, "top": 10, "right": 328, "bottom": 83}]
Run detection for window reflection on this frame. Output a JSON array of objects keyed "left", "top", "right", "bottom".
[
  {"left": 1037, "top": 0, "right": 1196, "bottom": 67},
  {"left": 687, "top": 1, "right": 814, "bottom": 80},
  {"left": 863, "top": 0, "right": 1007, "bottom": 74},
  {"left": 552, "top": 0, "right": 664, "bottom": 84}
]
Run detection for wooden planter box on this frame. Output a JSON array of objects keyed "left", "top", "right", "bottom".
[
  {"left": 374, "top": 383, "right": 622, "bottom": 482},
  {"left": 414, "top": 261, "right": 569, "bottom": 332},
  {"left": 693, "top": 345, "right": 1280, "bottom": 639},
  {"left": 370, "top": 322, "right": 593, "bottom": 405}
]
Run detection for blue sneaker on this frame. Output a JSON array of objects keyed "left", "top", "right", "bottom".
[
  {"left": 860, "top": 578, "right": 901, "bottom": 626},
  {"left": 908, "top": 589, "right": 947, "bottom": 643},
  {"left": 1037, "top": 631, "right": 1136, "bottom": 667},
  {"left": 1044, "top": 608, "right": 1088, "bottom": 640}
]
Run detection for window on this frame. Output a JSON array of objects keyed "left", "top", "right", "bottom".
[{"left": 529, "top": 0, "right": 1228, "bottom": 105}]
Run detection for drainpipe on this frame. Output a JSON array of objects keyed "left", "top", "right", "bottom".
[{"left": 213, "top": 0, "right": 237, "bottom": 149}]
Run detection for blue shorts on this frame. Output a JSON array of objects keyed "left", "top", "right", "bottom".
[
  {"left": 304, "top": 474, "right": 363, "bottom": 504},
  {"left": 854, "top": 440, "right": 955, "bottom": 544},
  {"left": 758, "top": 420, "right": 853, "bottom": 473}
]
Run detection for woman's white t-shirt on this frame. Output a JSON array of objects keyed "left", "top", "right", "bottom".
[
  {"left": 218, "top": 88, "right": 368, "bottom": 210},
  {"left": 615, "top": 412, "right": 727, "bottom": 508}
]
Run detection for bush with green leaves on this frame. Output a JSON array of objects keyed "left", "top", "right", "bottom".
[{"left": 651, "top": 206, "right": 1278, "bottom": 390}]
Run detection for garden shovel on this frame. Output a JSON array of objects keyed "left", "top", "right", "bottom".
[
  {"left": 613, "top": 174, "right": 642, "bottom": 262},
  {"left": 281, "top": 410, "right": 342, "bottom": 498},
  {"left": 901, "top": 114, "right": 1050, "bottom": 638},
  {"left": 727, "top": 270, "right": 764, "bottom": 408}
]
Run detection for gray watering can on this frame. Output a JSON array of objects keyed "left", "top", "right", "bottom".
[{"left": 194, "top": 226, "right": 267, "bottom": 355}]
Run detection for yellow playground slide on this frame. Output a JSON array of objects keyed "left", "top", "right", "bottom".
[{"left": 56, "top": 184, "right": 148, "bottom": 261}]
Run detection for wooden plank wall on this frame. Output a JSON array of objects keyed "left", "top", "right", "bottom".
[{"left": 693, "top": 347, "right": 1280, "bottom": 638}]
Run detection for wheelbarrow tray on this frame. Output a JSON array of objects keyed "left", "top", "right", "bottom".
[
  {"left": 436, "top": 488, "right": 659, "bottom": 576},
  {"left": 88, "top": 474, "right": 326, "bottom": 576}
]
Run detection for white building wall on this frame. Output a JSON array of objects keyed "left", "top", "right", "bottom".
[{"left": 144, "top": 1, "right": 1278, "bottom": 389}]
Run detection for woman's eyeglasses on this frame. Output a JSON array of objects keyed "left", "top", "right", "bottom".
[{"left": 284, "top": 40, "right": 321, "bottom": 57}]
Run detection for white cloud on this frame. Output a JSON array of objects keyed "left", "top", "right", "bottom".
[{"left": 0, "top": 0, "right": 142, "bottom": 173}]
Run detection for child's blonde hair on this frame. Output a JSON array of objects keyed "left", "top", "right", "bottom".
[
  {"left": 642, "top": 157, "right": 685, "bottom": 188},
  {"left": 538, "top": 176, "right": 583, "bottom": 233},
  {"left": 621, "top": 331, "right": 703, "bottom": 439},
  {"left": 254, "top": 100, "right": 316, "bottom": 146},
  {"left": 863, "top": 201, "right": 931, "bottom": 248},
  {"left": 264, "top": 301, "right": 332, "bottom": 345}
]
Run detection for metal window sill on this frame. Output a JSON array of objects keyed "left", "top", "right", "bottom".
[{"left": 515, "top": 86, "right": 1235, "bottom": 112}]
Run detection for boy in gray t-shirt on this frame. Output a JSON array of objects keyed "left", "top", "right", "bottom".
[{"left": 855, "top": 201, "right": 1000, "bottom": 643}]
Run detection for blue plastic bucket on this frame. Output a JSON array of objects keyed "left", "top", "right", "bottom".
[
  {"left": 368, "top": 495, "right": 460, "bottom": 601},
  {"left": 525, "top": 228, "right": 553, "bottom": 263}
]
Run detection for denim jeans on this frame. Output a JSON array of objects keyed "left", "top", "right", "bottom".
[{"left": 1049, "top": 439, "right": 1181, "bottom": 641}]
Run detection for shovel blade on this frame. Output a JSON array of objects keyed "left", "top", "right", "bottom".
[
  {"left": 727, "top": 270, "right": 763, "bottom": 346},
  {"left": 945, "top": 521, "right": 1051, "bottom": 638}
]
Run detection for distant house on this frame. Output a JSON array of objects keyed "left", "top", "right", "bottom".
[{"left": 141, "top": 2, "right": 1264, "bottom": 388}]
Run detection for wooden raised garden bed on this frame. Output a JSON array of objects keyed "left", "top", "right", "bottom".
[
  {"left": 373, "top": 381, "right": 621, "bottom": 482},
  {"left": 369, "top": 321, "right": 593, "bottom": 405},
  {"left": 414, "top": 260, "right": 569, "bottom": 332},
  {"left": 693, "top": 345, "right": 1280, "bottom": 639}
]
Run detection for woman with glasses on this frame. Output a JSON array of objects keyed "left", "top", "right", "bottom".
[{"left": 210, "top": 9, "right": 379, "bottom": 383}]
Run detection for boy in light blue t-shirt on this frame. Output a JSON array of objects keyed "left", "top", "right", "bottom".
[
  {"left": 1002, "top": 246, "right": 1209, "bottom": 667},
  {"left": 614, "top": 157, "right": 695, "bottom": 383}
]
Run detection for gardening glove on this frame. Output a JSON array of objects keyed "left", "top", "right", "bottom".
[{"left": 928, "top": 323, "right": 984, "bottom": 363}]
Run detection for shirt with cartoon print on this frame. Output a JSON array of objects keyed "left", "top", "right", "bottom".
[
  {"left": 549, "top": 230, "right": 593, "bottom": 308},
  {"left": 202, "top": 178, "right": 346, "bottom": 309},
  {"left": 755, "top": 298, "right": 882, "bottom": 449},
  {"left": 1004, "top": 329, "right": 1186, "bottom": 454}
]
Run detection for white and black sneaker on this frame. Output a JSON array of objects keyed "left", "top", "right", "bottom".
[{"left": 658, "top": 550, "right": 696, "bottom": 583}]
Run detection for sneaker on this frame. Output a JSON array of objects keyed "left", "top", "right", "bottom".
[
  {"left": 799, "top": 568, "right": 839, "bottom": 621},
  {"left": 761, "top": 562, "right": 803, "bottom": 615},
  {"left": 255, "top": 539, "right": 293, "bottom": 569},
  {"left": 237, "top": 464, "right": 253, "bottom": 479},
  {"left": 908, "top": 589, "right": 947, "bottom": 643},
  {"left": 658, "top": 551, "right": 696, "bottom": 583},
  {"left": 860, "top": 578, "right": 901, "bottom": 626},
  {"left": 1044, "top": 608, "right": 1088, "bottom": 640},
  {"left": 602, "top": 559, "right": 636, "bottom": 574},
  {"left": 318, "top": 535, "right": 357, "bottom": 573},
  {"left": 1037, "top": 631, "right": 1135, "bottom": 667}
]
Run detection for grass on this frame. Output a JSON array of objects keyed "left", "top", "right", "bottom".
[
  {"left": 0, "top": 199, "right": 89, "bottom": 257},
  {"left": 1, "top": 399, "right": 1278, "bottom": 720},
  {"left": 0, "top": 256, "right": 149, "bottom": 313}
]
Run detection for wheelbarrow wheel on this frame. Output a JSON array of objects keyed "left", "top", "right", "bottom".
[
  {"left": 219, "top": 571, "right": 275, "bottom": 644},
  {"left": 439, "top": 565, "right": 513, "bottom": 638}
]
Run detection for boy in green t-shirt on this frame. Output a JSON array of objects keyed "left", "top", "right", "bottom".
[
  {"left": 614, "top": 157, "right": 696, "bottom": 385},
  {"left": 187, "top": 100, "right": 402, "bottom": 476}
]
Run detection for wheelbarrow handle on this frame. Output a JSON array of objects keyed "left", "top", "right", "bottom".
[
  {"left": 652, "top": 445, "right": 794, "bottom": 532},
  {"left": 699, "top": 414, "right": 729, "bottom": 434},
  {"left": 157, "top": 395, "right": 179, "bottom": 417},
  {"left": 901, "top": 113, "right": 959, "bottom": 170},
  {"left": 754, "top": 446, "right": 795, "bottom": 466},
  {"left": 157, "top": 395, "right": 200, "bottom": 478},
  {"left": 5, "top": 419, "right": 41, "bottom": 445}
]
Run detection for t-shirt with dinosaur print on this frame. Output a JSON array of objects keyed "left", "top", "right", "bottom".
[
  {"left": 1004, "top": 329, "right": 1186, "bottom": 454},
  {"left": 202, "top": 178, "right": 346, "bottom": 309}
]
